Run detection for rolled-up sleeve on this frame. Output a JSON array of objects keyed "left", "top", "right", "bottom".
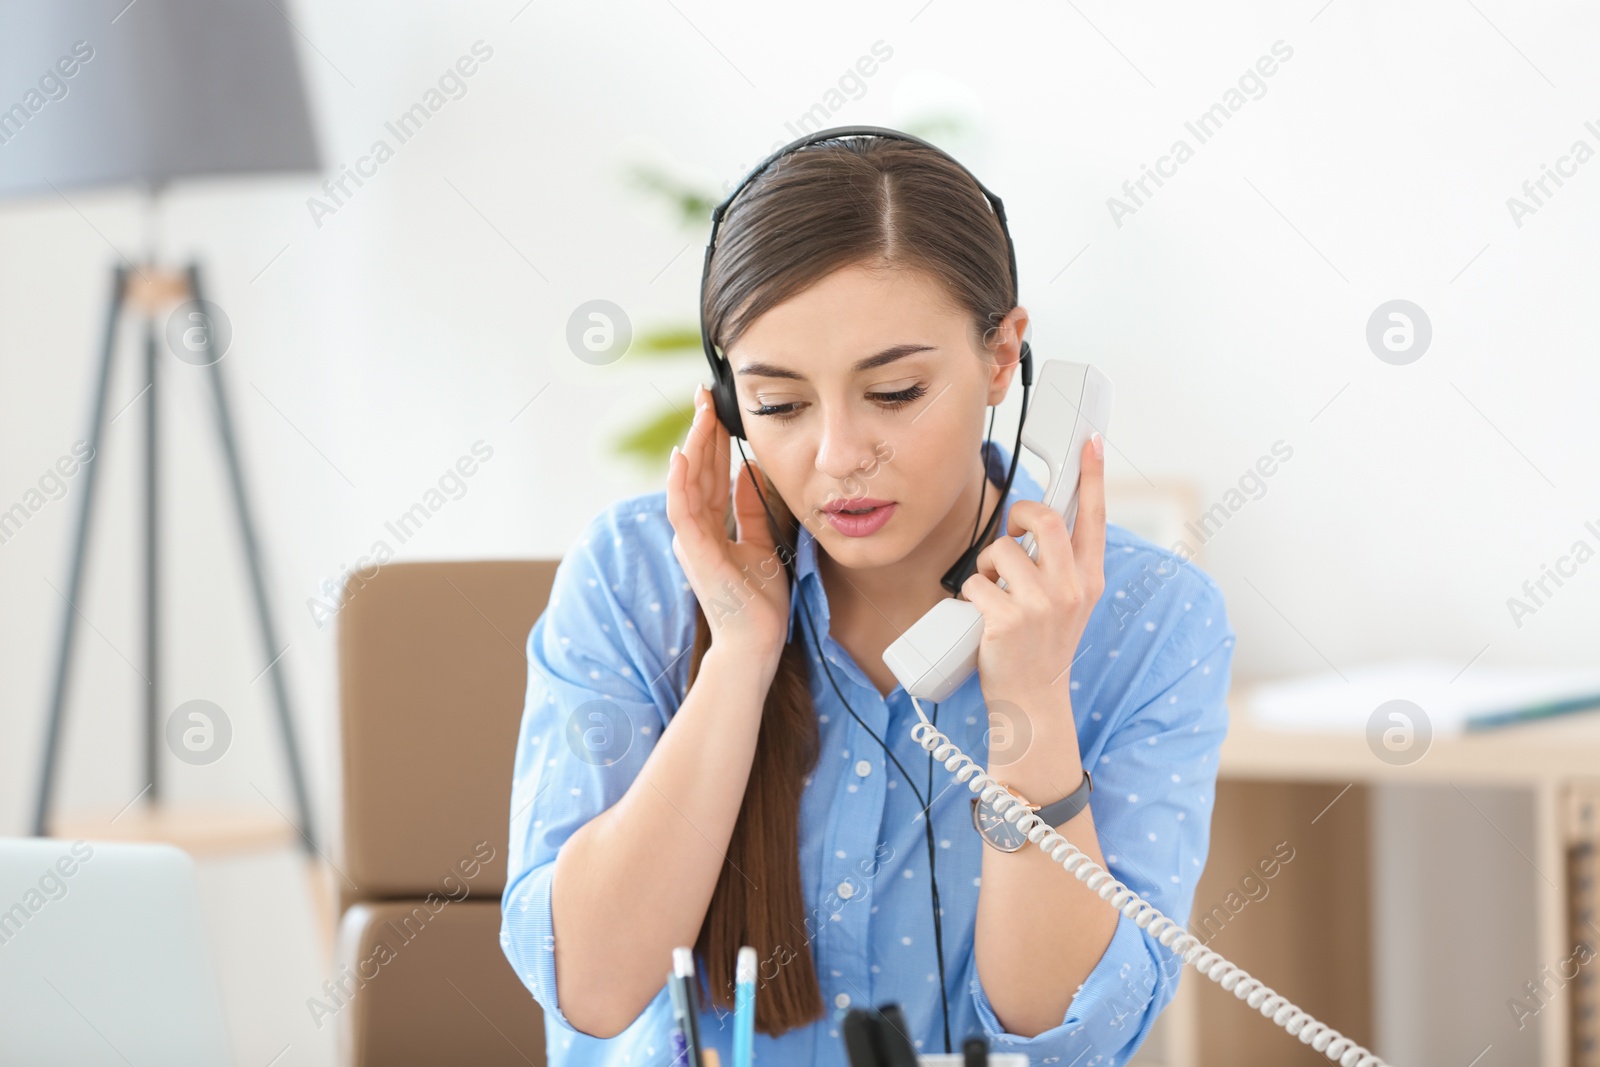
[
  {"left": 967, "top": 578, "right": 1235, "bottom": 1067},
  {"left": 499, "top": 504, "right": 687, "bottom": 1034}
]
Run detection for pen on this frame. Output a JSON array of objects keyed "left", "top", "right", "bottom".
[
  {"left": 733, "top": 946, "right": 756, "bottom": 1067},
  {"left": 667, "top": 975, "right": 690, "bottom": 1067},
  {"left": 670, "top": 946, "right": 704, "bottom": 1067}
]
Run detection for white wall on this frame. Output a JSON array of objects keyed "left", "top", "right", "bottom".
[{"left": 2, "top": 1, "right": 1597, "bottom": 1064}]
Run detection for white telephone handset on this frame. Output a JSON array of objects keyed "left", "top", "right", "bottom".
[
  {"left": 883, "top": 359, "right": 1114, "bottom": 703},
  {"left": 883, "top": 359, "right": 1393, "bottom": 1067}
]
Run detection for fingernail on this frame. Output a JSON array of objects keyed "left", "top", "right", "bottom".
[
  {"left": 1091, "top": 432, "right": 1104, "bottom": 460},
  {"left": 669, "top": 444, "right": 680, "bottom": 466}
]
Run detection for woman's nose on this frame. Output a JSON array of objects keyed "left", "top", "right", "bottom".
[{"left": 814, "top": 407, "right": 877, "bottom": 482}]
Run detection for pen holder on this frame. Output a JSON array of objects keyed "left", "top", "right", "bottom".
[{"left": 842, "top": 1003, "right": 1029, "bottom": 1067}]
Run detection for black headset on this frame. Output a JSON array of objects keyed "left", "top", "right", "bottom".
[{"left": 697, "top": 125, "right": 1035, "bottom": 1054}]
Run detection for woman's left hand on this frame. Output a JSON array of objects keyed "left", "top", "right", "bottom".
[{"left": 962, "top": 434, "right": 1107, "bottom": 719}]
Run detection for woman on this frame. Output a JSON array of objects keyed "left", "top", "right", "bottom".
[{"left": 501, "top": 133, "right": 1235, "bottom": 1067}]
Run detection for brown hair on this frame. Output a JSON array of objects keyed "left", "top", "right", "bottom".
[{"left": 690, "top": 135, "right": 1017, "bottom": 1035}]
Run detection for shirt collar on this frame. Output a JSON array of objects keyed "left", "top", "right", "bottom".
[{"left": 785, "top": 437, "right": 1045, "bottom": 645}]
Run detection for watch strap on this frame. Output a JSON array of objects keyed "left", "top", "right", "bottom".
[{"left": 1031, "top": 768, "right": 1094, "bottom": 827}]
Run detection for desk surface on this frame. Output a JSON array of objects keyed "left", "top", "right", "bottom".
[{"left": 1221, "top": 683, "right": 1600, "bottom": 786}]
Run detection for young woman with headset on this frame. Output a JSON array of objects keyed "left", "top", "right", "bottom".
[{"left": 501, "top": 127, "right": 1237, "bottom": 1067}]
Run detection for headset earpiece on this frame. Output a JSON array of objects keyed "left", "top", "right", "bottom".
[{"left": 709, "top": 354, "right": 745, "bottom": 440}]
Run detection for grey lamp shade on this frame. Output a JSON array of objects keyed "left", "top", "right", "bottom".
[{"left": 0, "top": 0, "right": 320, "bottom": 200}]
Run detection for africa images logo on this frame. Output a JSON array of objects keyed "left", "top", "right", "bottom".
[{"left": 1107, "top": 40, "right": 1295, "bottom": 228}]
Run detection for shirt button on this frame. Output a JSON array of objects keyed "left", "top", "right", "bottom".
[
  {"left": 837, "top": 881, "right": 854, "bottom": 899},
  {"left": 835, "top": 992, "right": 851, "bottom": 1009},
  {"left": 855, "top": 759, "right": 872, "bottom": 777}
]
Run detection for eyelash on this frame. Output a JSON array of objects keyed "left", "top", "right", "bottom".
[{"left": 748, "top": 384, "right": 928, "bottom": 423}]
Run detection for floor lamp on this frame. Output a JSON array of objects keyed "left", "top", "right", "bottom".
[{"left": 0, "top": 2, "right": 324, "bottom": 862}]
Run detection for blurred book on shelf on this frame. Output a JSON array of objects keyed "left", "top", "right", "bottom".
[{"left": 1246, "top": 659, "right": 1600, "bottom": 735}]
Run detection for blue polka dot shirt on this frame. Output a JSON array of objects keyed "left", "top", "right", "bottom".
[{"left": 501, "top": 439, "right": 1236, "bottom": 1067}]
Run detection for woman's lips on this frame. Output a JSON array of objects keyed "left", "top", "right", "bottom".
[
  {"left": 822, "top": 497, "right": 892, "bottom": 513},
  {"left": 823, "top": 502, "right": 897, "bottom": 537}
]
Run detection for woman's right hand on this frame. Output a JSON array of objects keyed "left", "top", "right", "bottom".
[{"left": 665, "top": 382, "right": 792, "bottom": 669}]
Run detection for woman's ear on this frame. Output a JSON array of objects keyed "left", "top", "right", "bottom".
[{"left": 983, "top": 306, "right": 1029, "bottom": 405}]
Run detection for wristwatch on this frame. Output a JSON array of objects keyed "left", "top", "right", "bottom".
[{"left": 970, "top": 769, "right": 1094, "bottom": 853}]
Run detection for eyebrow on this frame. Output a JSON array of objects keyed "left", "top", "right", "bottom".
[{"left": 735, "top": 343, "right": 936, "bottom": 380}]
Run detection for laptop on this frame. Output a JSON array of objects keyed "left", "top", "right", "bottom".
[{"left": 0, "top": 838, "right": 234, "bottom": 1066}]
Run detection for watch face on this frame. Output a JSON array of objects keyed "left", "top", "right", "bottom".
[{"left": 970, "top": 796, "right": 1029, "bottom": 852}]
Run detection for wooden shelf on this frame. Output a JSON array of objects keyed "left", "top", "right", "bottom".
[
  {"left": 47, "top": 804, "right": 300, "bottom": 856},
  {"left": 1133, "top": 684, "right": 1600, "bottom": 1067}
]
